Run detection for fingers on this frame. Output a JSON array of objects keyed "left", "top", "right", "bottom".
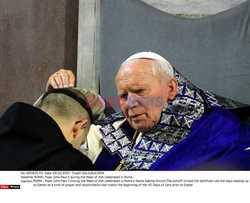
[
  {"left": 46, "top": 68, "right": 76, "bottom": 90},
  {"left": 61, "top": 71, "right": 69, "bottom": 88},
  {"left": 68, "top": 70, "right": 75, "bottom": 87},
  {"left": 54, "top": 72, "right": 64, "bottom": 88},
  {"left": 46, "top": 75, "right": 59, "bottom": 90}
]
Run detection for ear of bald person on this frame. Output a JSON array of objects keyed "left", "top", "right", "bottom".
[{"left": 46, "top": 68, "right": 76, "bottom": 90}]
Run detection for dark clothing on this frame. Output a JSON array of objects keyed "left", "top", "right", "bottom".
[{"left": 0, "top": 102, "right": 93, "bottom": 170}]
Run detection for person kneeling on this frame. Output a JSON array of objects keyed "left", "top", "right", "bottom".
[{"left": 0, "top": 88, "right": 94, "bottom": 170}]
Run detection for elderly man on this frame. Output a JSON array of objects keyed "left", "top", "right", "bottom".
[
  {"left": 47, "top": 52, "right": 250, "bottom": 170},
  {"left": 0, "top": 88, "right": 94, "bottom": 170}
]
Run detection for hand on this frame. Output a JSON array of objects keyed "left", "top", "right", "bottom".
[{"left": 46, "top": 68, "right": 76, "bottom": 90}]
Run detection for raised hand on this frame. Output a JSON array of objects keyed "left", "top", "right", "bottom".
[{"left": 46, "top": 68, "right": 76, "bottom": 90}]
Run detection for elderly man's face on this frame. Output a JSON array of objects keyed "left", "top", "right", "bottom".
[{"left": 116, "top": 59, "right": 177, "bottom": 131}]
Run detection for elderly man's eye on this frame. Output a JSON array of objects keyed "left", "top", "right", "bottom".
[
  {"left": 133, "top": 89, "right": 144, "bottom": 94},
  {"left": 120, "top": 93, "right": 128, "bottom": 100}
]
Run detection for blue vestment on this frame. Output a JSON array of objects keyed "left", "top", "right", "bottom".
[{"left": 150, "top": 108, "right": 250, "bottom": 170}]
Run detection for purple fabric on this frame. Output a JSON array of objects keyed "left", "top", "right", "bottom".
[{"left": 150, "top": 107, "right": 250, "bottom": 170}]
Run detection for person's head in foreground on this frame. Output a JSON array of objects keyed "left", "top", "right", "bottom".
[
  {"left": 35, "top": 88, "right": 92, "bottom": 150},
  {"left": 115, "top": 51, "right": 178, "bottom": 131}
]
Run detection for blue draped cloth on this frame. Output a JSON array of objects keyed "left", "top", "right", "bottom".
[{"left": 150, "top": 107, "right": 250, "bottom": 170}]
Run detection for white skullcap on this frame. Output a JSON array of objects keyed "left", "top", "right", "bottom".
[{"left": 124, "top": 51, "right": 174, "bottom": 77}]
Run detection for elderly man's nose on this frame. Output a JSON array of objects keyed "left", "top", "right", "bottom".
[{"left": 126, "top": 94, "right": 138, "bottom": 108}]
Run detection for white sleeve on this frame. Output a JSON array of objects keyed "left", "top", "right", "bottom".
[{"left": 84, "top": 124, "right": 103, "bottom": 163}]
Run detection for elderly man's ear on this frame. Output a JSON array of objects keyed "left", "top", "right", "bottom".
[{"left": 167, "top": 78, "right": 178, "bottom": 101}]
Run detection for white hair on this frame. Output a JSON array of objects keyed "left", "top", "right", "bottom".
[{"left": 123, "top": 51, "right": 174, "bottom": 78}]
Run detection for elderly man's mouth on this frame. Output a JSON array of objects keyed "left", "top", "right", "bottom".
[{"left": 129, "top": 113, "right": 145, "bottom": 120}]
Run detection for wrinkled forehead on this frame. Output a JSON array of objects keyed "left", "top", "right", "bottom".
[{"left": 116, "top": 58, "right": 155, "bottom": 80}]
